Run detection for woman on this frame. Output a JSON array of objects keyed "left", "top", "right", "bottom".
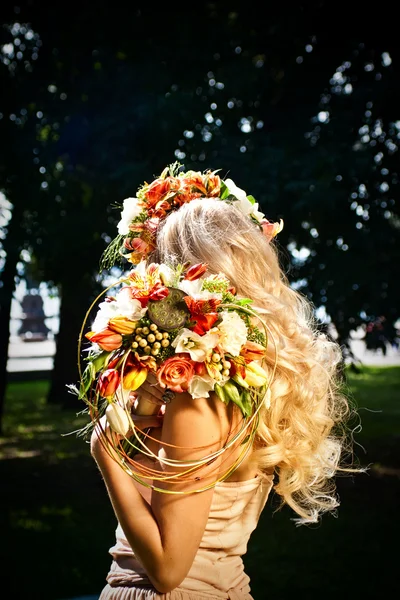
[{"left": 89, "top": 170, "right": 357, "bottom": 599}]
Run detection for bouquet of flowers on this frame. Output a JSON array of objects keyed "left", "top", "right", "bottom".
[{"left": 75, "top": 260, "right": 273, "bottom": 459}]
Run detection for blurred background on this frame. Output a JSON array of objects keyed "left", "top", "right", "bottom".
[{"left": 1, "top": 2, "right": 399, "bottom": 599}]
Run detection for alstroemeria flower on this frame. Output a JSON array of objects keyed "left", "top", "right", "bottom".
[
  {"left": 184, "top": 297, "right": 221, "bottom": 335},
  {"left": 127, "top": 262, "right": 169, "bottom": 307},
  {"left": 181, "top": 173, "right": 208, "bottom": 195},
  {"left": 124, "top": 217, "right": 159, "bottom": 262},
  {"left": 145, "top": 176, "right": 181, "bottom": 209},
  {"left": 240, "top": 341, "right": 266, "bottom": 363},
  {"left": 117, "top": 197, "right": 145, "bottom": 235},
  {"left": 205, "top": 172, "right": 221, "bottom": 197},
  {"left": 218, "top": 311, "right": 248, "bottom": 356},
  {"left": 172, "top": 328, "right": 219, "bottom": 362},
  {"left": 261, "top": 218, "right": 284, "bottom": 240}
]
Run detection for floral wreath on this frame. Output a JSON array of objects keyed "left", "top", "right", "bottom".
[
  {"left": 100, "top": 162, "right": 284, "bottom": 269},
  {"left": 72, "top": 165, "right": 281, "bottom": 494}
]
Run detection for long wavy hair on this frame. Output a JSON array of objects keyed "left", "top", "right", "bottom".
[{"left": 150, "top": 198, "right": 361, "bottom": 525}]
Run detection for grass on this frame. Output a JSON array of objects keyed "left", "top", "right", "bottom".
[{"left": 1, "top": 366, "right": 399, "bottom": 600}]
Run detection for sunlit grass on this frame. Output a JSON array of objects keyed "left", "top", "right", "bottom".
[
  {"left": 1, "top": 366, "right": 399, "bottom": 599},
  {"left": 1, "top": 380, "right": 89, "bottom": 460}
]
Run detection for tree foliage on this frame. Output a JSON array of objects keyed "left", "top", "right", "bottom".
[{"left": 0, "top": 2, "right": 399, "bottom": 420}]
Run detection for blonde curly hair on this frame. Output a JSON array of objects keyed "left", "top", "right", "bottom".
[{"left": 151, "top": 197, "right": 361, "bottom": 525}]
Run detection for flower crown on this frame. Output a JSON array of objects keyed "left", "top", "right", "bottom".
[{"left": 101, "top": 162, "right": 284, "bottom": 269}]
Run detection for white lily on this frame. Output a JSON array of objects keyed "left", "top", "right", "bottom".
[
  {"left": 188, "top": 373, "right": 216, "bottom": 399},
  {"left": 224, "top": 178, "right": 265, "bottom": 223},
  {"left": 178, "top": 278, "right": 222, "bottom": 301},
  {"left": 172, "top": 328, "right": 219, "bottom": 362}
]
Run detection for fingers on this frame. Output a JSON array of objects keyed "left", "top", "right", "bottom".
[
  {"left": 134, "top": 388, "right": 163, "bottom": 406},
  {"left": 140, "top": 379, "right": 164, "bottom": 401}
]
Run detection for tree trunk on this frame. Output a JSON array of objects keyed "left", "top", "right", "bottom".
[
  {"left": 0, "top": 213, "right": 21, "bottom": 436},
  {"left": 47, "top": 275, "right": 100, "bottom": 408}
]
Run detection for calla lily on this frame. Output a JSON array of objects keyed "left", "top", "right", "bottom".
[
  {"left": 244, "top": 361, "right": 269, "bottom": 387},
  {"left": 123, "top": 365, "right": 148, "bottom": 390},
  {"left": 105, "top": 402, "right": 130, "bottom": 436}
]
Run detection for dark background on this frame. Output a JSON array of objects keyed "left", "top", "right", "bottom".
[{"left": 0, "top": 2, "right": 399, "bottom": 599}]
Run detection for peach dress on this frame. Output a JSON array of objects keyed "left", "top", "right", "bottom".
[{"left": 98, "top": 471, "right": 274, "bottom": 600}]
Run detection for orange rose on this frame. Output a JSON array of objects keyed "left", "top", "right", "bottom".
[
  {"left": 86, "top": 328, "right": 123, "bottom": 351},
  {"left": 156, "top": 353, "right": 195, "bottom": 393}
]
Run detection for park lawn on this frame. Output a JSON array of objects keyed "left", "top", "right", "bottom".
[{"left": 1, "top": 365, "right": 399, "bottom": 600}]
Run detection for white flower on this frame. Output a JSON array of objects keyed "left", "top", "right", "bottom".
[
  {"left": 158, "top": 264, "right": 175, "bottom": 286},
  {"left": 91, "top": 301, "right": 117, "bottom": 332},
  {"left": 115, "top": 288, "right": 147, "bottom": 320},
  {"left": 251, "top": 203, "right": 265, "bottom": 223},
  {"left": 117, "top": 197, "right": 144, "bottom": 235},
  {"left": 172, "top": 328, "right": 219, "bottom": 362},
  {"left": 224, "top": 178, "right": 265, "bottom": 224},
  {"left": 106, "top": 402, "right": 130, "bottom": 436},
  {"left": 224, "top": 178, "right": 248, "bottom": 204},
  {"left": 91, "top": 292, "right": 146, "bottom": 333},
  {"left": 178, "top": 278, "right": 222, "bottom": 301},
  {"left": 189, "top": 373, "right": 216, "bottom": 399},
  {"left": 218, "top": 311, "right": 248, "bottom": 356}
]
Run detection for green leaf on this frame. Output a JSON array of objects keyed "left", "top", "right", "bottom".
[
  {"left": 220, "top": 181, "right": 230, "bottom": 200},
  {"left": 78, "top": 363, "right": 96, "bottom": 400},
  {"left": 223, "top": 380, "right": 252, "bottom": 418},
  {"left": 235, "top": 298, "right": 254, "bottom": 306},
  {"left": 247, "top": 194, "right": 256, "bottom": 205},
  {"left": 92, "top": 351, "right": 111, "bottom": 372},
  {"left": 214, "top": 383, "right": 229, "bottom": 405}
]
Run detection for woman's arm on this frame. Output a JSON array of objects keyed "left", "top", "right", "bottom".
[{"left": 91, "top": 389, "right": 230, "bottom": 594}]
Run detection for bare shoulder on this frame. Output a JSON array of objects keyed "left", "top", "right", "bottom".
[{"left": 149, "top": 392, "right": 233, "bottom": 590}]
